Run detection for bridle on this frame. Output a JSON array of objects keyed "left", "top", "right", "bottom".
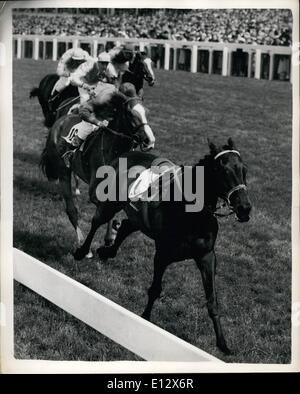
[{"left": 213, "top": 149, "right": 247, "bottom": 217}]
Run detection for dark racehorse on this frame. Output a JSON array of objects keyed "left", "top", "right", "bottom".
[
  {"left": 122, "top": 52, "right": 155, "bottom": 98},
  {"left": 40, "top": 84, "right": 155, "bottom": 254},
  {"left": 71, "top": 138, "right": 251, "bottom": 354},
  {"left": 30, "top": 73, "right": 78, "bottom": 128}
]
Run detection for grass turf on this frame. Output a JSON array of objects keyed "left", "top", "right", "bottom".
[{"left": 13, "top": 59, "right": 292, "bottom": 363}]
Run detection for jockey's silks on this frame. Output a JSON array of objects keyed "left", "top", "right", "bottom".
[
  {"left": 57, "top": 48, "right": 91, "bottom": 76},
  {"left": 72, "top": 59, "right": 102, "bottom": 85},
  {"left": 79, "top": 83, "right": 117, "bottom": 123}
]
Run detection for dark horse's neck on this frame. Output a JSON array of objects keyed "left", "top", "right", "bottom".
[
  {"left": 123, "top": 58, "right": 144, "bottom": 91},
  {"left": 197, "top": 155, "right": 218, "bottom": 212},
  {"left": 90, "top": 114, "right": 133, "bottom": 169},
  {"left": 170, "top": 155, "right": 218, "bottom": 217},
  {"left": 163, "top": 154, "right": 218, "bottom": 219}
]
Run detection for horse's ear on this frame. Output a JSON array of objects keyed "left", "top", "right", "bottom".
[
  {"left": 207, "top": 138, "right": 217, "bottom": 155},
  {"left": 227, "top": 137, "right": 236, "bottom": 149}
]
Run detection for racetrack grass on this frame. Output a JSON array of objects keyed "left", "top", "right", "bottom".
[{"left": 13, "top": 59, "right": 292, "bottom": 363}]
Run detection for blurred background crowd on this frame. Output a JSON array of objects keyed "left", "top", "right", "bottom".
[{"left": 13, "top": 8, "right": 292, "bottom": 46}]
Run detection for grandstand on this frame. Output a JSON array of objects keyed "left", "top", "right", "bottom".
[
  {"left": 12, "top": 8, "right": 293, "bottom": 81},
  {"left": 13, "top": 8, "right": 292, "bottom": 46}
]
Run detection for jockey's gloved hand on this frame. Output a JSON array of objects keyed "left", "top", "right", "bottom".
[
  {"left": 82, "top": 83, "right": 94, "bottom": 94},
  {"left": 90, "top": 88, "right": 97, "bottom": 98},
  {"left": 96, "top": 120, "right": 109, "bottom": 129}
]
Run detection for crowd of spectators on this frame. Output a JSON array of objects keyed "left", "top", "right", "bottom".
[{"left": 13, "top": 9, "right": 292, "bottom": 46}]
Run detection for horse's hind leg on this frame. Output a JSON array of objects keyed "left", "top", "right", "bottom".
[
  {"left": 195, "top": 251, "right": 231, "bottom": 355},
  {"left": 97, "top": 219, "right": 138, "bottom": 260},
  {"left": 142, "top": 253, "right": 170, "bottom": 321},
  {"left": 59, "top": 172, "right": 92, "bottom": 257}
]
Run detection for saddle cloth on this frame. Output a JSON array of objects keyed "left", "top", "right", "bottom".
[
  {"left": 127, "top": 158, "right": 182, "bottom": 234},
  {"left": 128, "top": 158, "right": 181, "bottom": 202}
]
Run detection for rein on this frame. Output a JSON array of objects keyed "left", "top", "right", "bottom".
[
  {"left": 56, "top": 95, "right": 80, "bottom": 111},
  {"left": 103, "top": 122, "right": 148, "bottom": 143}
]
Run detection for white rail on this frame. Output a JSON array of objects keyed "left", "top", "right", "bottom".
[
  {"left": 13, "top": 248, "right": 223, "bottom": 362},
  {"left": 13, "top": 34, "right": 292, "bottom": 81}
]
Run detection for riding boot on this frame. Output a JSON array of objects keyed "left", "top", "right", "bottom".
[{"left": 57, "top": 135, "right": 83, "bottom": 168}]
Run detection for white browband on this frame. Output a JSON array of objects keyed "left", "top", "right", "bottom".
[{"left": 214, "top": 150, "right": 240, "bottom": 160}]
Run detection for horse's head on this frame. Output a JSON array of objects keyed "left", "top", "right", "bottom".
[
  {"left": 113, "top": 83, "right": 155, "bottom": 151},
  {"left": 208, "top": 138, "right": 252, "bottom": 222},
  {"left": 134, "top": 52, "right": 155, "bottom": 86}
]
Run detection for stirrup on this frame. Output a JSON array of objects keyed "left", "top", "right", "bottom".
[{"left": 62, "top": 149, "right": 76, "bottom": 168}]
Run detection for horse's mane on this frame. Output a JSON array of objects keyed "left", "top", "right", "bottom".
[{"left": 134, "top": 52, "right": 147, "bottom": 62}]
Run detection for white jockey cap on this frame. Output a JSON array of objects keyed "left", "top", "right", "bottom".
[
  {"left": 71, "top": 48, "right": 87, "bottom": 60},
  {"left": 98, "top": 52, "right": 111, "bottom": 62}
]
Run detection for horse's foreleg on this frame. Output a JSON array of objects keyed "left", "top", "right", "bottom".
[
  {"left": 195, "top": 251, "right": 231, "bottom": 355},
  {"left": 137, "top": 88, "right": 144, "bottom": 100},
  {"left": 104, "top": 220, "right": 114, "bottom": 246},
  {"left": 73, "top": 203, "right": 116, "bottom": 261},
  {"left": 97, "top": 219, "right": 137, "bottom": 260},
  {"left": 142, "top": 253, "right": 169, "bottom": 321},
  {"left": 104, "top": 218, "right": 122, "bottom": 246}
]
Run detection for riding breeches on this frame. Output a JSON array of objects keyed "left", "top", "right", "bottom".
[
  {"left": 74, "top": 120, "right": 98, "bottom": 140},
  {"left": 52, "top": 76, "right": 70, "bottom": 94},
  {"left": 78, "top": 86, "right": 91, "bottom": 104}
]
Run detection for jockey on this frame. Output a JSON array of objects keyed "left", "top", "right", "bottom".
[
  {"left": 61, "top": 82, "right": 117, "bottom": 154},
  {"left": 68, "top": 51, "right": 111, "bottom": 104},
  {"left": 49, "top": 47, "right": 91, "bottom": 105},
  {"left": 106, "top": 47, "right": 133, "bottom": 88},
  {"left": 122, "top": 44, "right": 155, "bottom": 83}
]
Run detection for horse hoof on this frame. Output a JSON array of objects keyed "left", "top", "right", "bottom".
[
  {"left": 141, "top": 312, "right": 151, "bottom": 321},
  {"left": 223, "top": 347, "right": 233, "bottom": 356},
  {"left": 104, "top": 239, "right": 114, "bottom": 247},
  {"left": 85, "top": 251, "right": 93, "bottom": 259},
  {"left": 97, "top": 246, "right": 116, "bottom": 260},
  {"left": 217, "top": 342, "right": 233, "bottom": 356},
  {"left": 73, "top": 247, "right": 88, "bottom": 261}
]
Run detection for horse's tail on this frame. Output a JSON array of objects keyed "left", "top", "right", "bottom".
[
  {"left": 39, "top": 132, "right": 61, "bottom": 181},
  {"left": 29, "top": 87, "right": 40, "bottom": 99}
]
